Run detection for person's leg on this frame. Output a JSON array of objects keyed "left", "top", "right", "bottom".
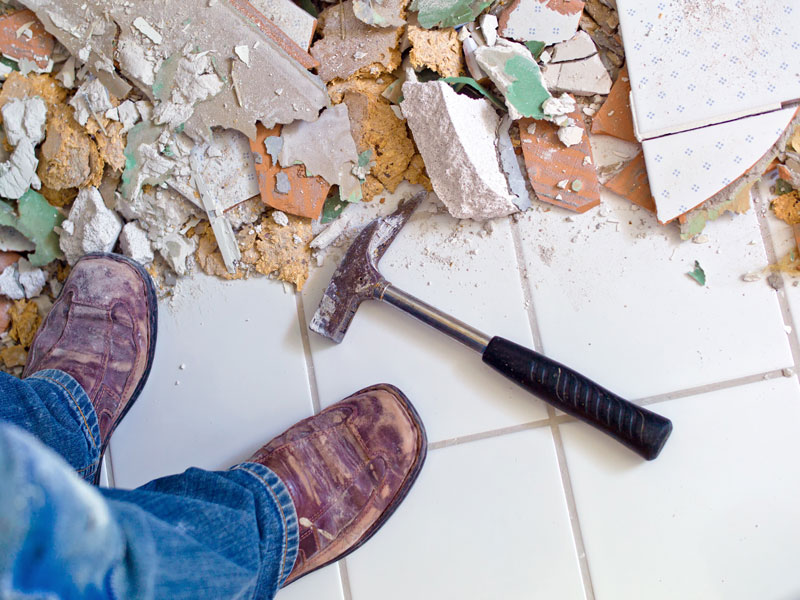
[
  {"left": 0, "top": 369, "right": 101, "bottom": 481},
  {"left": 0, "top": 420, "right": 299, "bottom": 599},
  {"left": 0, "top": 252, "right": 158, "bottom": 482}
]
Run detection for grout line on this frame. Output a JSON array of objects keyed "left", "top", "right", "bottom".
[
  {"left": 752, "top": 187, "right": 800, "bottom": 369},
  {"left": 428, "top": 418, "right": 552, "bottom": 451},
  {"left": 549, "top": 409, "right": 596, "bottom": 600},
  {"left": 295, "top": 292, "right": 322, "bottom": 415},
  {"left": 338, "top": 558, "right": 354, "bottom": 600},
  {"left": 509, "top": 214, "right": 596, "bottom": 600},
  {"left": 509, "top": 217, "right": 545, "bottom": 352}
]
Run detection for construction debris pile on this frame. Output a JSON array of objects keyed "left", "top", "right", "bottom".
[{"left": 0, "top": 0, "right": 796, "bottom": 374}]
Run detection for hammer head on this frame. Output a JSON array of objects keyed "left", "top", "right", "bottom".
[{"left": 310, "top": 192, "right": 425, "bottom": 343}]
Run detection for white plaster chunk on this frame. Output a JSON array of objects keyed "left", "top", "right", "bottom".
[
  {"left": 542, "top": 54, "right": 612, "bottom": 96},
  {"left": 550, "top": 31, "right": 598, "bottom": 63},
  {"left": 157, "top": 232, "right": 196, "bottom": 276},
  {"left": 119, "top": 222, "right": 155, "bottom": 265},
  {"left": 557, "top": 125, "right": 584, "bottom": 147},
  {"left": 153, "top": 52, "right": 225, "bottom": 129},
  {"left": 116, "top": 38, "right": 161, "bottom": 87},
  {"left": 18, "top": 258, "right": 46, "bottom": 298},
  {"left": 461, "top": 35, "right": 486, "bottom": 81},
  {"left": 272, "top": 210, "right": 289, "bottom": 226},
  {"left": 0, "top": 262, "right": 24, "bottom": 300},
  {"left": 2, "top": 97, "right": 46, "bottom": 147},
  {"left": 69, "top": 78, "right": 114, "bottom": 127},
  {"left": 542, "top": 93, "right": 576, "bottom": 118},
  {"left": 55, "top": 56, "right": 76, "bottom": 89},
  {"left": 500, "top": 0, "right": 582, "bottom": 44},
  {"left": 235, "top": 45, "right": 250, "bottom": 66},
  {"left": 479, "top": 14, "right": 498, "bottom": 46},
  {"left": 59, "top": 187, "right": 123, "bottom": 265},
  {"left": 114, "top": 187, "right": 199, "bottom": 245},
  {"left": 474, "top": 41, "right": 550, "bottom": 121},
  {"left": 279, "top": 104, "right": 362, "bottom": 202},
  {"left": 400, "top": 81, "right": 517, "bottom": 220},
  {"left": 132, "top": 17, "right": 163, "bottom": 44}
]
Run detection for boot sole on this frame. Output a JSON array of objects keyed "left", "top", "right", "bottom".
[
  {"left": 284, "top": 382, "right": 428, "bottom": 586},
  {"left": 87, "top": 253, "right": 159, "bottom": 485}
]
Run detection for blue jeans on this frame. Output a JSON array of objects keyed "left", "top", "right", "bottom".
[{"left": 0, "top": 369, "right": 299, "bottom": 599}]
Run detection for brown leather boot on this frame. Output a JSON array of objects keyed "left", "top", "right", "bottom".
[
  {"left": 24, "top": 253, "right": 157, "bottom": 464},
  {"left": 249, "top": 383, "right": 427, "bottom": 586}
]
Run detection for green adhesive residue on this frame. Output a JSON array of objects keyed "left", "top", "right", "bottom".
[
  {"left": 504, "top": 55, "right": 550, "bottom": 119},
  {"left": 357, "top": 150, "right": 373, "bottom": 168},
  {"left": 524, "top": 41, "right": 546, "bottom": 59},
  {"left": 442, "top": 76, "right": 506, "bottom": 110},
  {"left": 321, "top": 189, "right": 347, "bottom": 224},
  {"left": 410, "top": 0, "right": 489, "bottom": 29},
  {"left": 0, "top": 190, "right": 64, "bottom": 266},
  {"left": 687, "top": 261, "right": 706, "bottom": 286},
  {"left": 152, "top": 54, "right": 179, "bottom": 101}
]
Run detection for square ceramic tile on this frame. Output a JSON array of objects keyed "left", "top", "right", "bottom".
[
  {"left": 515, "top": 189, "right": 793, "bottom": 400},
  {"left": 643, "top": 107, "right": 798, "bottom": 223},
  {"left": 345, "top": 430, "right": 586, "bottom": 600},
  {"left": 277, "top": 564, "right": 344, "bottom": 600},
  {"left": 559, "top": 377, "right": 800, "bottom": 600},
  {"left": 303, "top": 191, "right": 549, "bottom": 444},
  {"left": 110, "top": 273, "right": 314, "bottom": 489},
  {"left": 617, "top": 0, "right": 800, "bottom": 139}
]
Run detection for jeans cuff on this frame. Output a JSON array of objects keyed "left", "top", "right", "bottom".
[
  {"left": 234, "top": 462, "right": 299, "bottom": 589},
  {"left": 25, "top": 369, "right": 101, "bottom": 479}
]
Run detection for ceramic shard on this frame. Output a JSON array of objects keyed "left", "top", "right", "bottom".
[
  {"left": 518, "top": 113, "right": 600, "bottom": 213},
  {"left": 248, "top": 0, "right": 317, "bottom": 50},
  {"left": 401, "top": 81, "right": 517, "bottom": 220},
  {"left": 279, "top": 104, "right": 363, "bottom": 203},
  {"left": 0, "top": 9, "right": 54, "bottom": 70},
  {"left": 250, "top": 123, "right": 330, "bottom": 220},
  {"left": 603, "top": 152, "right": 655, "bottom": 212},
  {"left": 590, "top": 64, "right": 635, "bottom": 142},
  {"left": 499, "top": 0, "right": 584, "bottom": 44},
  {"left": 410, "top": 0, "right": 488, "bottom": 29},
  {"left": 542, "top": 53, "right": 611, "bottom": 96}
]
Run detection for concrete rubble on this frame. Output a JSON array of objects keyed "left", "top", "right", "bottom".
[{"left": 0, "top": 0, "right": 797, "bottom": 374}]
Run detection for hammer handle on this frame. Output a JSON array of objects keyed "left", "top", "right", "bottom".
[{"left": 482, "top": 337, "right": 672, "bottom": 460}]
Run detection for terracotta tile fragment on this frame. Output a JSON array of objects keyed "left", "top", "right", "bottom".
[
  {"left": 518, "top": 114, "right": 600, "bottom": 213},
  {"left": 227, "top": 0, "right": 319, "bottom": 70},
  {"left": 250, "top": 123, "right": 330, "bottom": 220},
  {"left": 0, "top": 251, "right": 21, "bottom": 274},
  {"left": 591, "top": 65, "right": 636, "bottom": 142},
  {"left": 604, "top": 151, "right": 656, "bottom": 212},
  {"left": 0, "top": 10, "right": 54, "bottom": 70}
]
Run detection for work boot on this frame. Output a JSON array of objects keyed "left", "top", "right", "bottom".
[
  {"left": 23, "top": 253, "right": 157, "bottom": 460},
  {"left": 249, "top": 383, "right": 427, "bottom": 586}
]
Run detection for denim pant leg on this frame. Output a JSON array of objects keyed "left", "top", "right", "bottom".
[
  {"left": 0, "top": 369, "right": 101, "bottom": 482},
  {"left": 0, "top": 379, "right": 300, "bottom": 598}
]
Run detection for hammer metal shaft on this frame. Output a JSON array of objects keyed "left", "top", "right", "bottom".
[{"left": 381, "top": 285, "right": 492, "bottom": 353}]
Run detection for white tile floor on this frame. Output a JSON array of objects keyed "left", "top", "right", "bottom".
[{"left": 107, "top": 174, "right": 800, "bottom": 599}]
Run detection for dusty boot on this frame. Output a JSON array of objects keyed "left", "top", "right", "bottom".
[
  {"left": 249, "top": 383, "right": 427, "bottom": 585},
  {"left": 24, "top": 253, "right": 157, "bottom": 460}
]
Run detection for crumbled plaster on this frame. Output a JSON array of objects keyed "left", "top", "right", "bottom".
[
  {"left": 401, "top": 81, "right": 517, "bottom": 220},
  {"left": 119, "top": 221, "right": 155, "bottom": 265},
  {"left": 59, "top": 187, "right": 123, "bottom": 264}
]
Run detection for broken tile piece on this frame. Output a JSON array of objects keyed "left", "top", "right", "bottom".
[
  {"left": 687, "top": 261, "right": 706, "bottom": 286},
  {"left": 311, "top": 0, "right": 403, "bottom": 83},
  {"left": 499, "top": 0, "right": 584, "bottom": 44},
  {"left": 519, "top": 112, "right": 601, "bottom": 213},
  {"left": 498, "top": 116, "right": 532, "bottom": 211},
  {"left": 250, "top": 123, "right": 330, "bottom": 220},
  {"left": 542, "top": 53, "right": 611, "bottom": 96},
  {"left": 279, "top": 104, "right": 362, "bottom": 203},
  {"left": 248, "top": 0, "right": 317, "bottom": 51},
  {"left": 474, "top": 41, "right": 551, "bottom": 120},
  {"left": 590, "top": 65, "right": 636, "bottom": 142},
  {"left": 603, "top": 151, "right": 656, "bottom": 213},
  {"left": 59, "top": 187, "right": 123, "bottom": 265},
  {"left": 550, "top": 30, "right": 597, "bottom": 63},
  {"left": 0, "top": 189, "right": 63, "bottom": 266},
  {"left": 401, "top": 81, "right": 517, "bottom": 220},
  {"left": 0, "top": 10, "right": 54, "bottom": 70},
  {"left": 407, "top": 25, "right": 463, "bottom": 78},
  {"left": 479, "top": 14, "right": 498, "bottom": 46}
]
